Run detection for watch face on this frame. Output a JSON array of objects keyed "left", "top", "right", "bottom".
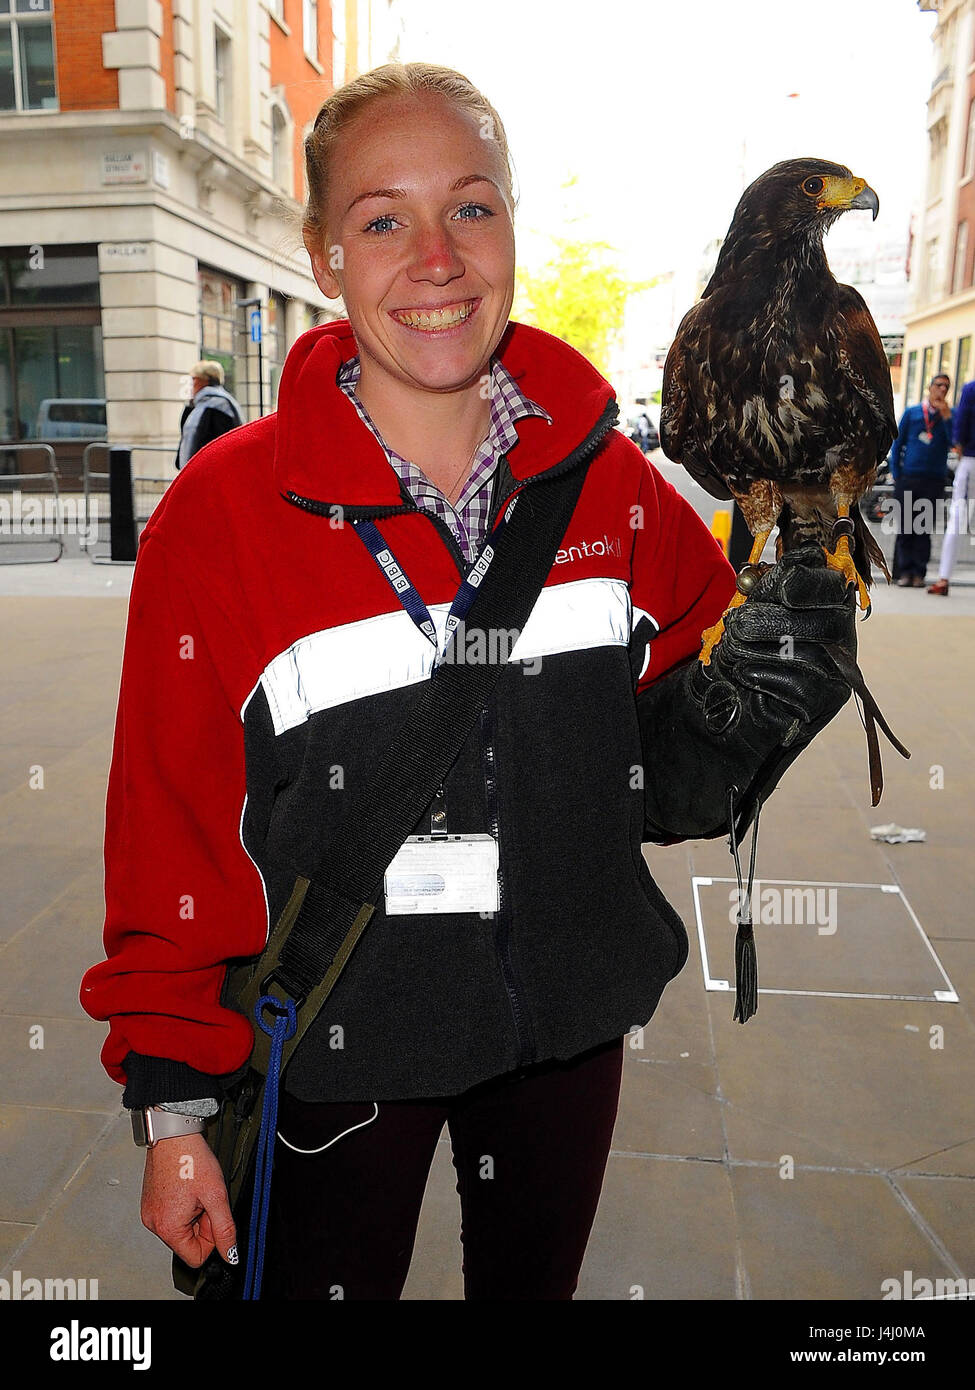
[{"left": 131, "top": 1109, "right": 151, "bottom": 1146}]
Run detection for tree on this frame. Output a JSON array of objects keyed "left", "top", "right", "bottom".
[{"left": 513, "top": 236, "right": 655, "bottom": 377}]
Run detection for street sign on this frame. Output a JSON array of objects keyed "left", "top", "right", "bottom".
[{"left": 250, "top": 308, "right": 262, "bottom": 344}]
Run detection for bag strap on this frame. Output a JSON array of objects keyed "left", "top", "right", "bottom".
[{"left": 237, "top": 399, "right": 618, "bottom": 1079}]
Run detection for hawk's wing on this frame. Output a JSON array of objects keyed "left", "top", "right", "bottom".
[
  {"left": 834, "top": 282, "right": 897, "bottom": 457},
  {"left": 660, "top": 309, "right": 733, "bottom": 501}
]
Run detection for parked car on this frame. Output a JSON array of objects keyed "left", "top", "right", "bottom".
[{"left": 35, "top": 399, "right": 108, "bottom": 440}]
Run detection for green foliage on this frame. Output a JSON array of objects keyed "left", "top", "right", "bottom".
[{"left": 513, "top": 236, "right": 655, "bottom": 377}]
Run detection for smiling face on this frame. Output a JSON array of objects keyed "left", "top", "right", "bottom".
[{"left": 303, "top": 91, "right": 516, "bottom": 397}]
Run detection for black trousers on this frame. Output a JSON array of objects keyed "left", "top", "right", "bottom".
[
  {"left": 261, "top": 1035, "right": 625, "bottom": 1300},
  {"left": 893, "top": 476, "right": 944, "bottom": 579}
]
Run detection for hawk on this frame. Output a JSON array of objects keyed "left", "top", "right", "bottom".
[
  {"left": 661, "top": 157, "right": 897, "bottom": 660},
  {"left": 661, "top": 157, "right": 907, "bottom": 801}
]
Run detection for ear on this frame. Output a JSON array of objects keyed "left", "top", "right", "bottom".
[{"left": 303, "top": 227, "right": 343, "bottom": 301}]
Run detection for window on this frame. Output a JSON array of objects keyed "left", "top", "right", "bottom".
[
  {"left": 271, "top": 101, "right": 290, "bottom": 190},
  {"left": 0, "top": 0, "right": 56, "bottom": 112},
  {"left": 920, "top": 345, "right": 933, "bottom": 398},
  {"left": 956, "top": 337, "right": 971, "bottom": 400},
  {"left": 952, "top": 221, "right": 969, "bottom": 292},
  {"left": 938, "top": 340, "right": 952, "bottom": 376},
  {"left": 267, "top": 294, "right": 287, "bottom": 407},
  {"left": 214, "top": 24, "right": 231, "bottom": 130},
  {"left": 0, "top": 244, "right": 104, "bottom": 444},
  {"left": 303, "top": 0, "right": 318, "bottom": 61},
  {"left": 3, "top": 244, "right": 100, "bottom": 305},
  {"left": 198, "top": 267, "right": 244, "bottom": 400},
  {"left": 965, "top": 98, "right": 975, "bottom": 181},
  {"left": 904, "top": 350, "right": 918, "bottom": 408}
]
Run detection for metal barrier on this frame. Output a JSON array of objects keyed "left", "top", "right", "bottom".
[
  {"left": 83, "top": 441, "right": 179, "bottom": 563},
  {"left": 0, "top": 443, "right": 63, "bottom": 563}
]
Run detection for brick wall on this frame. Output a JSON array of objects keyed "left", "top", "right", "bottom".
[
  {"left": 159, "top": 0, "right": 176, "bottom": 113},
  {"left": 55, "top": 0, "right": 119, "bottom": 111}
]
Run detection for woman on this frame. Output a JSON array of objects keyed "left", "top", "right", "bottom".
[{"left": 81, "top": 63, "right": 855, "bottom": 1301}]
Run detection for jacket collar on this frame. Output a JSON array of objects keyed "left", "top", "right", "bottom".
[{"left": 273, "top": 317, "right": 618, "bottom": 509}]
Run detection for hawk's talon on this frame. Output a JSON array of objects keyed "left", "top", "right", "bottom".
[
  {"left": 699, "top": 589, "right": 747, "bottom": 665},
  {"left": 823, "top": 543, "right": 870, "bottom": 613}
]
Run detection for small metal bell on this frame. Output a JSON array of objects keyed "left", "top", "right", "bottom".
[{"left": 736, "top": 562, "right": 765, "bottom": 596}]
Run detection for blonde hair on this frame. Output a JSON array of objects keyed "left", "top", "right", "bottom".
[
  {"left": 303, "top": 61, "right": 516, "bottom": 242},
  {"left": 191, "top": 359, "right": 224, "bottom": 385}
]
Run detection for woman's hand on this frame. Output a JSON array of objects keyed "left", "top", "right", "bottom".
[{"left": 140, "top": 1132, "right": 238, "bottom": 1269}]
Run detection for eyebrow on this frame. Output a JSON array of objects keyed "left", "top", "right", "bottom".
[{"left": 345, "top": 174, "right": 499, "bottom": 216}]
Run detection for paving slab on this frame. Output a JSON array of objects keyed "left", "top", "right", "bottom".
[
  {"left": 577, "top": 1153, "right": 739, "bottom": 1300},
  {"left": 893, "top": 1175, "right": 975, "bottom": 1279},
  {"left": 730, "top": 1167, "right": 957, "bottom": 1301},
  {"left": 708, "top": 993, "right": 975, "bottom": 1173},
  {"left": 0, "top": 1111, "right": 179, "bottom": 1301},
  {"left": 0, "top": 1104, "right": 113, "bottom": 1225}
]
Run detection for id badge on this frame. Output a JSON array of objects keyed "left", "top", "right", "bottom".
[
  {"left": 384, "top": 834, "right": 500, "bottom": 915},
  {"left": 919, "top": 430, "right": 933, "bottom": 444}
]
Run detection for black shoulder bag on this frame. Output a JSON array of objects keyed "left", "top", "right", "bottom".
[{"left": 173, "top": 436, "right": 602, "bottom": 1300}]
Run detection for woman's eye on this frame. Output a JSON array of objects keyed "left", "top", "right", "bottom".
[
  {"left": 364, "top": 203, "right": 494, "bottom": 236},
  {"left": 364, "top": 214, "right": 399, "bottom": 236}
]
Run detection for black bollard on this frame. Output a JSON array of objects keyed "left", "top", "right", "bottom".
[{"left": 109, "top": 446, "right": 137, "bottom": 562}]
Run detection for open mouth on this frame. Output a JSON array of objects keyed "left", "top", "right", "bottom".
[{"left": 389, "top": 298, "right": 481, "bottom": 333}]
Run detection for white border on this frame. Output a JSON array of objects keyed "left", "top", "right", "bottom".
[{"left": 691, "top": 876, "right": 959, "bottom": 1004}]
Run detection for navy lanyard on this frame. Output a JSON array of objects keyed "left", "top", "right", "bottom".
[{"left": 354, "top": 494, "right": 520, "bottom": 666}]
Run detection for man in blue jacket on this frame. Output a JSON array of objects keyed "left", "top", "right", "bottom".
[
  {"left": 929, "top": 375, "right": 975, "bottom": 596},
  {"left": 888, "top": 373, "right": 953, "bottom": 586}
]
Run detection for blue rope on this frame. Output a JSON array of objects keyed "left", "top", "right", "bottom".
[{"left": 242, "top": 993, "right": 297, "bottom": 1300}]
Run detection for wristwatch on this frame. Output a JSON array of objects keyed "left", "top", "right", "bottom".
[{"left": 131, "top": 1106, "right": 207, "bottom": 1148}]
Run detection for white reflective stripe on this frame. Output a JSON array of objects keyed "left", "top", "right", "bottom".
[
  {"left": 261, "top": 607, "right": 436, "bottom": 734},
  {"left": 509, "top": 576, "right": 632, "bottom": 661},
  {"left": 254, "top": 577, "right": 658, "bottom": 735}
]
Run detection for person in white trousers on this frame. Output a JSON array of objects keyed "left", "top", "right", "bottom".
[
  {"left": 930, "top": 376, "right": 975, "bottom": 596},
  {"left": 929, "top": 454, "right": 972, "bottom": 595}
]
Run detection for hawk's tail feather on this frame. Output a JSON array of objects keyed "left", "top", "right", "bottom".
[{"left": 853, "top": 501, "right": 891, "bottom": 586}]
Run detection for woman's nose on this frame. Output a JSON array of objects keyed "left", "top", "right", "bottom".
[{"left": 407, "top": 221, "right": 464, "bottom": 280}]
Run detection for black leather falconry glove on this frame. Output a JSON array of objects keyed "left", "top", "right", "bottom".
[{"left": 637, "top": 544, "right": 857, "bottom": 843}]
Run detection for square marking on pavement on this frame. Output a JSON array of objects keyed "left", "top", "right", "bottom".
[{"left": 691, "top": 877, "right": 959, "bottom": 1003}]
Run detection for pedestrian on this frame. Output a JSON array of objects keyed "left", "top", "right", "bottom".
[
  {"left": 175, "top": 360, "right": 243, "bottom": 469},
  {"left": 80, "top": 62, "right": 856, "bottom": 1302},
  {"left": 928, "top": 375, "right": 974, "bottom": 596},
  {"left": 888, "top": 372, "right": 953, "bottom": 587}
]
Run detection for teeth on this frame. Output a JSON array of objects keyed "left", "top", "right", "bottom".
[{"left": 393, "top": 301, "right": 475, "bottom": 330}]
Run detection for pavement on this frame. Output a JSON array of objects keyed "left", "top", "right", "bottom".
[{"left": 1, "top": 480, "right": 974, "bottom": 1302}]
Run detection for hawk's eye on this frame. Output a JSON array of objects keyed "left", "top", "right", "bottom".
[{"left": 802, "top": 176, "right": 825, "bottom": 196}]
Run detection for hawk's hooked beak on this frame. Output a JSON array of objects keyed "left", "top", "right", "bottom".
[{"left": 819, "top": 175, "right": 880, "bottom": 221}]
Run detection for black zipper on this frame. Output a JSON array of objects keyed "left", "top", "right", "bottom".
[{"left": 480, "top": 699, "right": 536, "bottom": 1067}]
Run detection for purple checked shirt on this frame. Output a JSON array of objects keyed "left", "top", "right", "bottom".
[{"left": 336, "top": 353, "right": 553, "bottom": 564}]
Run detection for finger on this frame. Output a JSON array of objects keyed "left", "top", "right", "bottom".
[
  {"left": 200, "top": 1184, "right": 238, "bottom": 1265},
  {"left": 160, "top": 1224, "right": 207, "bottom": 1268},
  {"left": 726, "top": 604, "right": 855, "bottom": 648},
  {"left": 750, "top": 564, "right": 851, "bottom": 611},
  {"left": 733, "top": 660, "right": 850, "bottom": 716}
]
